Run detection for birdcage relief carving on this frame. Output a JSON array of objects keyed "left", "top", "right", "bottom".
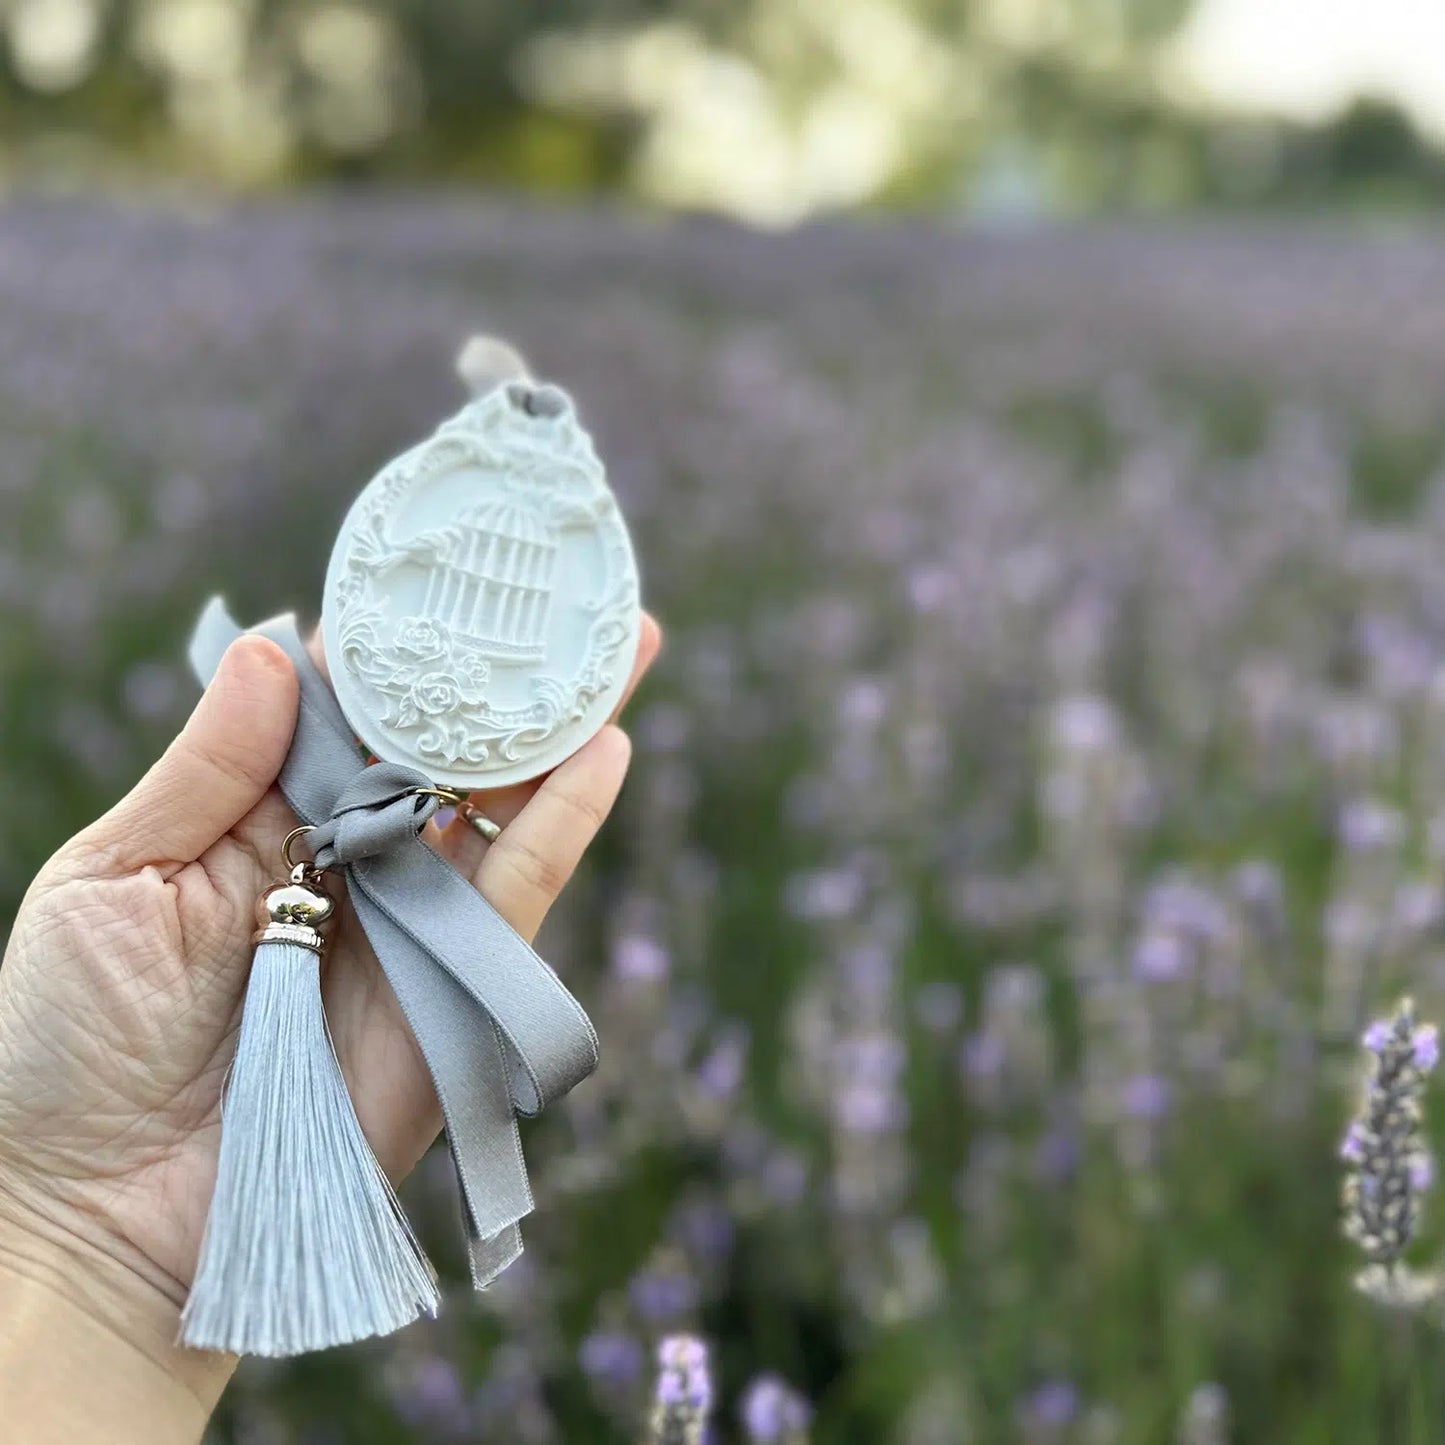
[{"left": 409, "top": 500, "right": 559, "bottom": 664}]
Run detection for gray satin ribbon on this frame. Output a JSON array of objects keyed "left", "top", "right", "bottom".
[{"left": 188, "top": 596, "right": 599, "bottom": 1286}]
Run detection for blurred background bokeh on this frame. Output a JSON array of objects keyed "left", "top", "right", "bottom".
[
  {"left": 4, "top": 0, "right": 1445, "bottom": 217},
  {"left": 5, "top": 2, "right": 1445, "bottom": 1442}
]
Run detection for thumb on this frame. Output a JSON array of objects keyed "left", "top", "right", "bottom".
[{"left": 71, "top": 636, "right": 299, "bottom": 874}]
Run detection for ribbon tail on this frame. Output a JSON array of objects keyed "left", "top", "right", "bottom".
[
  {"left": 353, "top": 847, "right": 599, "bottom": 1113},
  {"left": 456, "top": 1173, "right": 523, "bottom": 1287},
  {"left": 349, "top": 891, "right": 535, "bottom": 1285}
]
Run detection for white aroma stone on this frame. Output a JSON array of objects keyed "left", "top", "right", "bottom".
[{"left": 321, "top": 361, "right": 641, "bottom": 791}]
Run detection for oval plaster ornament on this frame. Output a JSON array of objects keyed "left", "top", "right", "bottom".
[{"left": 322, "top": 341, "right": 641, "bottom": 791}]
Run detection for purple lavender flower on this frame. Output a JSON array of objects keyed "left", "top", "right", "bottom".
[
  {"left": 1412, "top": 1025, "right": 1439, "bottom": 1074},
  {"left": 1051, "top": 695, "right": 1118, "bottom": 753},
  {"left": 579, "top": 1329, "right": 645, "bottom": 1389},
  {"left": 614, "top": 933, "right": 671, "bottom": 982},
  {"left": 740, "top": 1373, "right": 813, "bottom": 1442},
  {"left": 697, "top": 1027, "right": 749, "bottom": 1100},
  {"left": 629, "top": 1261, "right": 700, "bottom": 1322},
  {"left": 961, "top": 1031, "right": 1007, "bottom": 1082},
  {"left": 761, "top": 1149, "right": 809, "bottom": 1206},
  {"left": 1033, "top": 1118, "right": 1080, "bottom": 1183},
  {"left": 1362, "top": 1020, "right": 1392, "bottom": 1055},
  {"left": 667, "top": 1198, "right": 735, "bottom": 1266},
  {"left": 1143, "top": 875, "right": 1229, "bottom": 942},
  {"left": 1131, "top": 930, "right": 1189, "bottom": 982},
  {"left": 834, "top": 1079, "right": 906, "bottom": 1133},
  {"left": 1339, "top": 1122, "right": 1367, "bottom": 1164},
  {"left": 784, "top": 866, "right": 866, "bottom": 921},
  {"left": 647, "top": 1335, "right": 713, "bottom": 1445},
  {"left": 1337, "top": 798, "right": 1405, "bottom": 855},
  {"left": 388, "top": 1357, "right": 472, "bottom": 1436},
  {"left": 1120, "top": 1073, "right": 1171, "bottom": 1121},
  {"left": 1018, "top": 1378, "right": 1079, "bottom": 1434}
]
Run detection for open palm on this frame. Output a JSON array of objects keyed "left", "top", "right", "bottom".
[{"left": 0, "top": 618, "right": 659, "bottom": 1321}]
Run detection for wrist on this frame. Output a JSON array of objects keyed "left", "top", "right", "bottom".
[{"left": 0, "top": 1191, "right": 235, "bottom": 1444}]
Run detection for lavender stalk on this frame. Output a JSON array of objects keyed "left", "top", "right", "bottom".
[
  {"left": 1341, "top": 997, "right": 1440, "bottom": 1307},
  {"left": 645, "top": 1334, "right": 713, "bottom": 1445}
]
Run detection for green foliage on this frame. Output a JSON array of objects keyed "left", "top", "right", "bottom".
[{"left": 1, "top": 0, "right": 1441, "bottom": 215}]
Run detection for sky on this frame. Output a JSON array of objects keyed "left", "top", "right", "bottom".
[{"left": 1175, "top": 0, "right": 1445, "bottom": 141}]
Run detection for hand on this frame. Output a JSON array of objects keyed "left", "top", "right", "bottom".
[{"left": 0, "top": 614, "right": 660, "bottom": 1431}]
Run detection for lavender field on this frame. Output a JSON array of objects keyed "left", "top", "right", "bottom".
[{"left": 7, "top": 199, "right": 1445, "bottom": 1442}]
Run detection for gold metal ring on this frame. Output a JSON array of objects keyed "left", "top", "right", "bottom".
[
  {"left": 280, "top": 825, "right": 316, "bottom": 872},
  {"left": 413, "top": 786, "right": 467, "bottom": 808}
]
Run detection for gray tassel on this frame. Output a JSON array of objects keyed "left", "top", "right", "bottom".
[{"left": 181, "top": 873, "right": 439, "bottom": 1356}]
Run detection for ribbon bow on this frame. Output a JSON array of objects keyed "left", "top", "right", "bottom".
[{"left": 189, "top": 597, "right": 599, "bottom": 1286}]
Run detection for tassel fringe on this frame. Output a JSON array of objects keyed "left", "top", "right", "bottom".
[{"left": 181, "top": 940, "right": 440, "bottom": 1356}]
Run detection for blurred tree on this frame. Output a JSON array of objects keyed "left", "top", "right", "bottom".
[
  {"left": 1312, "top": 98, "right": 1445, "bottom": 204},
  {"left": 0, "top": 0, "right": 1195, "bottom": 210},
  {"left": 0, "top": 0, "right": 1439, "bottom": 217}
]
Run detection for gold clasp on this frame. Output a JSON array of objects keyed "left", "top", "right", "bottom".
[
  {"left": 280, "top": 825, "right": 317, "bottom": 874},
  {"left": 412, "top": 787, "right": 502, "bottom": 842},
  {"left": 279, "top": 824, "right": 333, "bottom": 888},
  {"left": 412, "top": 786, "right": 467, "bottom": 808}
]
